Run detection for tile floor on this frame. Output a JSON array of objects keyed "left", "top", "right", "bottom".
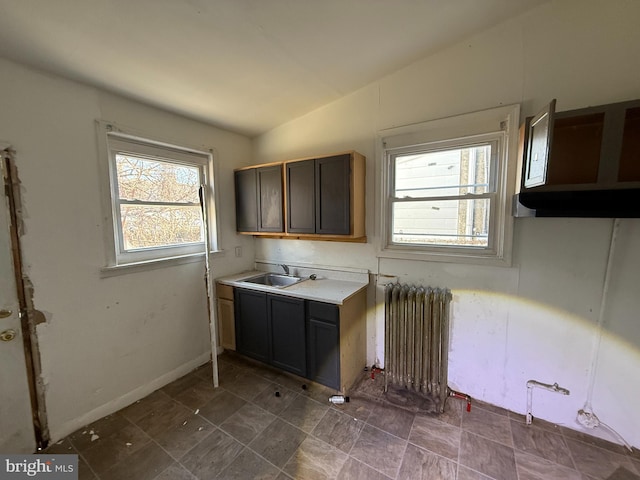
[{"left": 45, "top": 352, "right": 640, "bottom": 480}]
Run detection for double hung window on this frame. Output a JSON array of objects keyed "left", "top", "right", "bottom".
[
  {"left": 101, "top": 126, "right": 217, "bottom": 267},
  {"left": 380, "top": 105, "right": 519, "bottom": 265}
]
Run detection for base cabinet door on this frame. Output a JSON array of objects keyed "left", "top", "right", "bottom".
[
  {"left": 269, "top": 295, "right": 306, "bottom": 376},
  {"left": 307, "top": 300, "right": 340, "bottom": 390},
  {"left": 235, "top": 289, "right": 269, "bottom": 363},
  {"left": 307, "top": 319, "right": 339, "bottom": 390}
]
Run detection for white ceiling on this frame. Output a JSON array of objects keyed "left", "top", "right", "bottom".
[{"left": 0, "top": 0, "right": 545, "bottom": 137}]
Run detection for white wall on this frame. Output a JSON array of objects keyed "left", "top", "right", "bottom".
[
  {"left": 0, "top": 58, "right": 255, "bottom": 442},
  {"left": 253, "top": 0, "right": 640, "bottom": 447}
]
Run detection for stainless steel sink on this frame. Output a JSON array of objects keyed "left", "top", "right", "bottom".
[{"left": 242, "top": 273, "right": 303, "bottom": 288}]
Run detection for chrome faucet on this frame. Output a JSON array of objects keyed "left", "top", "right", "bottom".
[{"left": 280, "top": 264, "right": 290, "bottom": 275}]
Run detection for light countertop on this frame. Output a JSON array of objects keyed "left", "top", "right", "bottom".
[{"left": 216, "top": 269, "right": 369, "bottom": 305}]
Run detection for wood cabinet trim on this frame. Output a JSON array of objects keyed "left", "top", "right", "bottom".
[
  {"left": 234, "top": 160, "right": 284, "bottom": 172},
  {"left": 338, "top": 288, "right": 367, "bottom": 393},
  {"left": 281, "top": 150, "right": 360, "bottom": 165},
  {"left": 247, "top": 233, "right": 367, "bottom": 242},
  {"left": 216, "top": 282, "right": 234, "bottom": 300}
]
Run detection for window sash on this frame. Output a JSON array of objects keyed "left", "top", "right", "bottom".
[
  {"left": 391, "top": 141, "right": 497, "bottom": 200},
  {"left": 389, "top": 195, "right": 496, "bottom": 249}
]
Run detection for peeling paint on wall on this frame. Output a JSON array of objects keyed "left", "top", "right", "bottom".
[{"left": 3, "top": 153, "right": 50, "bottom": 448}]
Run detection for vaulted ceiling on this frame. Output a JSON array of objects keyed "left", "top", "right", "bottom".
[{"left": 0, "top": 0, "right": 546, "bottom": 136}]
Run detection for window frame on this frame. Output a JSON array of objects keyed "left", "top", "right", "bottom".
[
  {"left": 97, "top": 121, "right": 220, "bottom": 271},
  {"left": 378, "top": 105, "right": 520, "bottom": 266}
]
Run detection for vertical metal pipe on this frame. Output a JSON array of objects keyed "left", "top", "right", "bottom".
[
  {"left": 384, "top": 283, "right": 392, "bottom": 393},
  {"left": 430, "top": 289, "right": 442, "bottom": 395},
  {"left": 439, "top": 289, "right": 452, "bottom": 413},
  {"left": 422, "top": 288, "right": 432, "bottom": 393},
  {"left": 399, "top": 285, "right": 408, "bottom": 388},
  {"left": 392, "top": 284, "right": 401, "bottom": 385},
  {"left": 414, "top": 288, "right": 424, "bottom": 392},
  {"left": 406, "top": 286, "right": 416, "bottom": 388}
]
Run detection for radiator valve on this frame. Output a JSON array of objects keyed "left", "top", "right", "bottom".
[{"left": 448, "top": 388, "right": 472, "bottom": 412}]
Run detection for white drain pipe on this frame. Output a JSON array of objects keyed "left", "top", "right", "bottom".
[
  {"left": 576, "top": 218, "right": 632, "bottom": 452},
  {"left": 582, "top": 218, "right": 620, "bottom": 415}
]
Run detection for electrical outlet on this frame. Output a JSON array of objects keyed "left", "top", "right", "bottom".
[{"left": 234, "top": 246, "right": 242, "bottom": 258}]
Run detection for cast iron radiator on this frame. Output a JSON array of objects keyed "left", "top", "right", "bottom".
[{"left": 384, "top": 283, "right": 452, "bottom": 413}]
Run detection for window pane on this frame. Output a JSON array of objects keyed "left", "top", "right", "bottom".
[
  {"left": 116, "top": 155, "right": 201, "bottom": 203},
  {"left": 120, "top": 204, "right": 204, "bottom": 250},
  {"left": 394, "top": 145, "right": 491, "bottom": 198},
  {"left": 392, "top": 198, "right": 490, "bottom": 247}
]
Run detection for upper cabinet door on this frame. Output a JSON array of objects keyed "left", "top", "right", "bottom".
[
  {"left": 257, "top": 165, "right": 284, "bottom": 232},
  {"left": 316, "top": 154, "right": 351, "bottom": 235},
  {"left": 523, "top": 99, "right": 556, "bottom": 188},
  {"left": 235, "top": 165, "right": 284, "bottom": 233},
  {"left": 234, "top": 168, "right": 258, "bottom": 232},
  {"left": 286, "top": 160, "right": 316, "bottom": 233}
]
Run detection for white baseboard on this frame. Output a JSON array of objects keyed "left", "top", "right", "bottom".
[{"left": 48, "top": 351, "right": 211, "bottom": 444}]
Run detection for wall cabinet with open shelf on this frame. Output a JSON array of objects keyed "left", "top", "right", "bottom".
[{"left": 516, "top": 98, "right": 640, "bottom": 217}]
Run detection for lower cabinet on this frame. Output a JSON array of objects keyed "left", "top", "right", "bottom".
[
  {"left": 234, "top": 286, "right": 366, "bottom": 392},
  {"left": 307, "top": 301, "right": 340, "bottom": 390},
  {"left": 269, "top": 295, "right": 306, "bottom": 377},
  {"left": 235, "top": 288, "right": 306, "bottom": 376},
  {"left": 234, "top": 289, "right": 269, "bottom": 363}
]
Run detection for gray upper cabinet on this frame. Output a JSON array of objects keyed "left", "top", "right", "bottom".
[
  {"left": 286, "top": 159, "right": 316, "bottom": 233},
  {"left": 316, "top": 154, "right": 351, "bottom": 235},
  {"left": 235, "top": 151, "right": 366, "bottom": 240},
  {"left": 235, "top": 164, "right": 283, "bottom": 233},
  {"left": 286, "top": 154, "right": 351, "bottom": 235},
  {"left": 257, "top": 165, "right": 284, "bottom": 232},
  {"left": 234, "top": 168, "right": 258, "bottom": 232}
]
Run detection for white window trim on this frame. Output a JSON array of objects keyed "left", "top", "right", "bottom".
[
  {"left": 96, "top": 120, "right": 222, "bottom": 274},
  {"left": 377, "top": 104, "right": 520, "bottom": 267}
]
